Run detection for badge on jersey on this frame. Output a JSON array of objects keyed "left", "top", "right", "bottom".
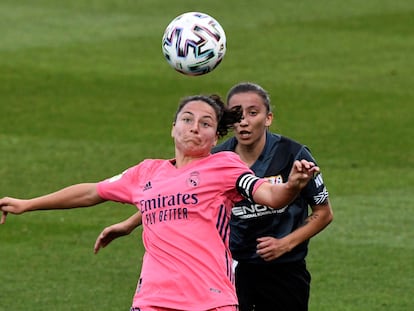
[
  {"left": 266, "top": 175, "right": 283, "bottom": 184},
  {"left": 187, "top": 171, "right": 200, "bottom": 187}
]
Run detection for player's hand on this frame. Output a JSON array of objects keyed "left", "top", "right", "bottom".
[
  {"left": 256, "top": 236, "right": 291, "bottom": 261},
  {"left": 287, "top": 160, "right": 319, "bottom": 191},
  {"left": 94, "top": 223, "right": 130, "bottom": 254},
  {"left": 0, "top": 197, "right": 29, "bottom": 224}
]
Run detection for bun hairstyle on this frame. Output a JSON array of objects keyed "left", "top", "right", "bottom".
[{"left": 175, "top": 94, "right": 242, "bottom": 138}]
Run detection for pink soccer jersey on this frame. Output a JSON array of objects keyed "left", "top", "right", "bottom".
[{"left": 97, "top": 151, "right": 264, "bottom": 310}]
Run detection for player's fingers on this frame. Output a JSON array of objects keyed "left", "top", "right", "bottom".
[
  {"left": 0, "top": 211, "right": 7, "bottom": 224},
  {"left": 312, "top": 166, "right": 320, "bottom": 174},
  {"left": 302, "top": 159, "right": 316, "bottom": 169},
  {"left": 94, "top": 232, "right": 106, "bottom": 254},
  {"left": 93, "top": 240, "right": 101, "bottom": 254},
  {"left": 256, "top": 240, "right": 267, "bottom": 250},
  {"left": 256, "top": 236, "right": 271, "bottom": 243},
  {"left": 293, "top": 160, "right": 303, "bottom": 172},
  {"left": 258, "top": 249, "right": 274, "bottom": 261}
]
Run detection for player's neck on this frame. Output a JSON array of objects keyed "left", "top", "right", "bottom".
[{"left": 235, "top": 135, "right": 266, "bottom": 168}]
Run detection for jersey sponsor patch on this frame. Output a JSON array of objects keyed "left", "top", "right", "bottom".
[
  {"left": 235, "top": 174, "right": 287, "bottom": 218},
  {"left": 266, "top": 175, "right": 283, "bottom": 184},
  {"left": 232, "top": 203, "right": 288, "bottom": 219}
]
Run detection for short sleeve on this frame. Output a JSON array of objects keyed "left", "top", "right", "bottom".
[
  {"left": 296, "top": 147, "right": 329, "bottom": 205},
  {"left": 97, "top": 166, "right": 138, "bottom": 204},
  {"left": 236, "top": 173, "right": 266, "bottom": 202}
]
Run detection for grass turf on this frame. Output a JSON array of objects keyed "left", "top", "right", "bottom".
[{"left": 0, "top": 0, "right": 413, "bottom": 310}]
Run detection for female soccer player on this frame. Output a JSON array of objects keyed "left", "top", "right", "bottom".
[
  {"left": 213, "top": 82, "right": 333, "bottom": 311},
  {"left": 0, "top": 94, "right": 319, "bottom": 311}
]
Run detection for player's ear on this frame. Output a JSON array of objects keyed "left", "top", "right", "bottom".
[
  {"left": 171, "top": 122, "right": 176, "bottom": 138},
  {"left": 265, "top": 112, "right": 273, "bottom": 127},
  {"left": 212, "top": 132, "right": 219, "bottom": 147}
]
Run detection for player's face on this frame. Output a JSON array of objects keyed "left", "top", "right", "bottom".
[
  {"left": 172, "top": 100, "right": 219, "bottom": 157},
  {"left": 228, "top": 92, "right": 273, "bottom": 147}
]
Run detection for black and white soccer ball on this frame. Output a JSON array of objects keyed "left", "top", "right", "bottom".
[{"left": 162, "top": 12, "right": 226, "bottom": 76}]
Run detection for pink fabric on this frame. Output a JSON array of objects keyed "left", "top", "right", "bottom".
[
  {"left": 97, "top": 152, "right": 263, "bottom": 310},
  {"left": 133, "top": 305, "right": 237, "bottom": 311}
]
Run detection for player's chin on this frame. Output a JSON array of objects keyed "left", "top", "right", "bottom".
[{"left": 237, "top": 136, "right": 254, "bottom": 145}]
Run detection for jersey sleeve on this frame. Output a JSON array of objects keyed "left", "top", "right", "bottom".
[
  {"left": 215, "top": 152, "right": 266, "bottom": 202},
  {"left": 296, "top": 146, "right": 329, "bottom": 205},
  {"left": 97, "top": 163, "right": 143, "bottom": 204},
  {"left": 236, "top": 173, "right": 266, "bottom": 202}
]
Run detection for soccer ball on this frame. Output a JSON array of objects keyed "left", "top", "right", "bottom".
[{"left": 161, "top": 12, "right": 226, "bottom": 76}]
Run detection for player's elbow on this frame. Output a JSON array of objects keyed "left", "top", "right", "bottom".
[{"left": 321, "top": 201, "right": 334, "bottom": 226}]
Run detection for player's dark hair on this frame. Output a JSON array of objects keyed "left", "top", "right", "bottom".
[
  {"left": 226, "top": 82, "right": 272, "bottom": 112},
  {"left": 175, "top": 94, "right": 242, "bottom": 138}
]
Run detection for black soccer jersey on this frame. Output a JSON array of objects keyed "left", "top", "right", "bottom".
[{"left": 212, "top": 132, "right": 329, "bottom": 263}]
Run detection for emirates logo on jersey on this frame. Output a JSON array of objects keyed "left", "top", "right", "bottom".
[{"left": 187, "top": 171, "right": 200, "bottom": 187}]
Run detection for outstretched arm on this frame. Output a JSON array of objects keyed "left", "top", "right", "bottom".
[
  {"left": 94, "top": 211, "right": 142, "bottom": 254},
  {"left": 253, "top": 159, "right": 319, "bottom": 209},
  {"left": 0, "top": 183, "right": 104, "bottom": 224}
]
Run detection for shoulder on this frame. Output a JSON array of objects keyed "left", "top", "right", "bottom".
[
  {"left": 264, "top": 132, "right": 303, "bottom": 151},
  {"left": 207, "top": 152, "right": 250, "bottom": 173},
  {"left": 212, "top": 137, "right": 237, "bottom": 153},
  {"left": 273, "top": 135, "right": 319, "bottom": 167},
  {"left": 209, "top": 151, "right": 244, "bottom": 165},
  {"left": 278, "top": 134, "right": 303, "bottom": 149},
  {"left": 274, "top": 134, "right": 312, "bottom": 156},
  {"left": 140, "top": 158, "right": 167, "bottom": 167},
  {"left": 123, "top": 159, "right": 169, "bottom": 176},
  {"left": 126, "top": 159, "right": 160, "bottom": 170}
]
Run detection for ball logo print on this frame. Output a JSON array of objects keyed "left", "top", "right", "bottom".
[{"left": 162, "top": 12, "right": 226, "bottom": 76}]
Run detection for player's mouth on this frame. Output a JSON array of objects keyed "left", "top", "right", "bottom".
[
  {"left": 237, "top": 130, "right": 251, "bottom": 139},
  {"left": 186, "top": 138, "right": 201, "bottom": 144}
]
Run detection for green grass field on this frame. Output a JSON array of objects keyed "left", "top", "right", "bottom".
[{"left": 1, "top": 0, "right": 413, "bottom": 310}]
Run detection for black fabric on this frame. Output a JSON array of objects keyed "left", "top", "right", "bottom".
[
  {"left": 235, "top": 260, "right": 310, "bottom": 311},
  {"left": 213, "top": 132, "right": 328, "bottom": 311}
]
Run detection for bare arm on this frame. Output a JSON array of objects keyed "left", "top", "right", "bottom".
[
  {"left": 0, "top": 183, "right": 104, "bottom": 224},
  {"left": 257, "top": 200, "right": 333, "bottom": 261},
  {"left": 94, "top": 211, "right": 142, "bottom": 254},
  {"left": 253, "top": 160, "right": 320, "bottom": 209}
]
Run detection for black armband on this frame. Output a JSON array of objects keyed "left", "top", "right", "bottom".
[{"left": 236, "top": 173, "right": 261, "bottom": 201}]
